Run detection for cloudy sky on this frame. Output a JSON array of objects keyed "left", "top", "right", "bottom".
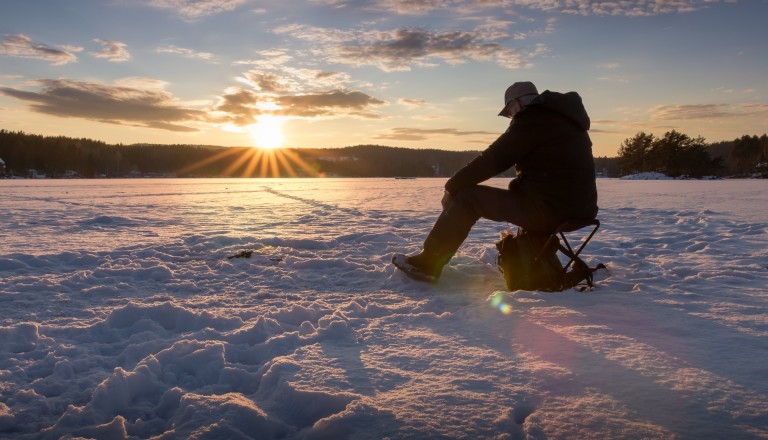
[{"left": 1, "top": 0, "right": 766, "bottom": 156}]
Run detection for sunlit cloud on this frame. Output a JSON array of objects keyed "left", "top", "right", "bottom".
[
  {"left": 276, "top": 90, "right": 386, "bottom": 118},
  {"left": 114, "top": 77, "right": 173, "bottom": 90},
  {"left": 597, "top": 75, "right": 630, "bottom": 84},
  {"left": 227, "top": 55, "right": 380, "bottom": 123},
  {"left": 375, "top": 127, "right": 496, "bottom": 141},
  {"left": 713, "top": 86, "right": 757, "bottom": 95},
  {"left": 211, "top": 88, "right": 262, "bottom": 126},
  {"left": 310, "top": 0, "right": 508, "bottom": 15},
  {"left": 0, "top": 78, "right": 204, "bottom": 131},
  {"left": 518, "top": 0, "right": 730, "bottom": 16},
  {"left": 276, "top": 90, "right": 386, "bottom": 119},
  {"left": 213, "top": 85, "right": 386, "bottom": 125},
  {"left": 91, "top": 39, "right": 131, "bottom": 62},
  {"left": 500, "top": 16, "right": 557, "bottom": 40},
  {"left": 274, "top": 24, "right": 356, "bottom": 45},
  {"left": 241, "top": 71, "right": 292, "bottom": 93},
  {"left": 234, "top": 49, "right": 294, "bottom": 69},
  {"left": 455, "top": 1, "right": 521, "bottom": 15},
  {"left": 398, "top": 98, "right": 427, "bottom": 108},
  {"left": 596, "top": 62, "right": 620, "bottom": 70},
  {"left": 311, "top": 0, "right": 727, "bottom": 16},
  {"left": 156, "top": 44, "right": 215, "bottom": 61},
  {"left": 147, "top": 0, "right": 248, "bottom": 19},
  {"left": 307, "top": 70, "right": 354, "bottom": 88},
  {"left": 595, "top": 62, "right": 629, "bottom": 83},
  {"left": 371, "top": 0, "right": 451, "bottom": 15},
  {"left": 652, "top": 103, "right": 768, "bottom": 121},
  {"left": 0, "top": 34, "right": 80, "bottom": 65},
  {"left": 738, "top": 103, "right": 768, "bottom": 116},
  {"left": 232, "top": 53, "right": 366, "bottom": 100},
  {"left": 342, "top": 28, "right": 494, "bottom": 69},
  {"left": 235, "top": 53, "right": 365, "bottom": 93},
  {"left": 462, "top": 16, "right": 518, "bottom": 40},
  {"left": 0, "top": 74, "right": 24, "bottom": 81},
  {"left": 242, "top": 68, "right": 354, "bottom": 96},
  {"left": 651, "top": 104, "right": 735, "bottom": 120},
  {"left": 275, "top": 24, "right": 543, "bottom": 71}
]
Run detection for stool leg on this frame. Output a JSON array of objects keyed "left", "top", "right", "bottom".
[{"left": 559, "top": 224, "right": 599, "bottom": 271}]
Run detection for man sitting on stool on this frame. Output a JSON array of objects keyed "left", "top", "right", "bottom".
[{"left": 393, "top": 81, "right": 599, "bottom": 283}]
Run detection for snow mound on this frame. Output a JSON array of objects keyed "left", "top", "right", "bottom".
[{"left": 620, "top": 172, "right": 673, "bottom": 180}]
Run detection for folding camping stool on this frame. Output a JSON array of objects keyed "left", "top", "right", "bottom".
[{"left": 539, "top": 218, "right": 602, "bottom": 290}]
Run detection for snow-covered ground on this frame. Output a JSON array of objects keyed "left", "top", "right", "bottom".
[{"left": 1, "top": 177, "right": 766, "bottom": 439}]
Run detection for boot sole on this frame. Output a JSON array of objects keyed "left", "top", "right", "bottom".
[{"left": 392, "top": 254, "right": 438, "bottom": 284}]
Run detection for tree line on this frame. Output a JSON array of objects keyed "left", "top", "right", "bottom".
[
  {"left": 616, "top": 130, "right": 767, "bottom": 178},
  {"left": 0, "top": 130, "right": 481, "bottom": 178},
  {"left": 1, "top": 128, "right": 765, "bottom": 179}
]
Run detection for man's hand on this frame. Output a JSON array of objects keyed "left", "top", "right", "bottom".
[{"left": 441, "top": 190, "right": 453, "bottom": 210}]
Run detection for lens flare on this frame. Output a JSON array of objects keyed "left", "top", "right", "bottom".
[{"left": 490, "top": 292, "right": 514, "bottom": 315}]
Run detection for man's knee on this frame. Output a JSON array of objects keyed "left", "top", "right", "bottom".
[
  {"left": 452, "top": 185, "right": 524, "bottom": 224},
  {"left": 448, "top": 188, "right": 482, "bottom": 217}
]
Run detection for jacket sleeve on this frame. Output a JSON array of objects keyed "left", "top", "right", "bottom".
[{"left": 444, "top": 120, "right": 534, "bottom": 195}]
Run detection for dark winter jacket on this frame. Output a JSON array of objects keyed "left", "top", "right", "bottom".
[{"left": 444, "top": 90, "right": 598, "bottom": 232}]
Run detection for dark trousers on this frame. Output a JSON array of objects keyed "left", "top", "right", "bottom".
[{"left": 422, "top": 185, "right": 542, "bottom": 266}]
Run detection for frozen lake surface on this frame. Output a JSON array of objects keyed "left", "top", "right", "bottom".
[{"left": 1, "top": 178, "right": 767, "bottom": 439}]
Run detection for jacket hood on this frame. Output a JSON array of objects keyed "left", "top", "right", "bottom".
[{"left": 529, "top": 90, "right": 590, "bottom": 130}]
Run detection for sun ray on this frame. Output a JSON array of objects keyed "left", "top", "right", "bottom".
[
  {"left": 274, "top": 149, "right": 298, "bottom": 177},
  {"left": 268, "top": 150, "right": 281, "bottom": 177},
  {"left": 176, "top": 137, "right": 323, "bottom": 178},
  {"left": 243, "top": 147, "right": 265, "bottom": 177},
  {"left": 260, "top": 149, "right": 271, "bottom": 177},
  {"left": 176, "top": 147, "right": 243, "bottom": 176},
  {"left": 222, "top": 147, "right": 256, "bottom": 176},
  {"left": 280, "top": 148, "right": 322, "bottom": 177}
]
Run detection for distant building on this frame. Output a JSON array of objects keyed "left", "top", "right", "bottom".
[{"left": 0, "top": 157, "right": 5, "bottom": 176}]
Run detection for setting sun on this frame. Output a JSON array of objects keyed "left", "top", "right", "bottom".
[{"left": 249, "top": 115, "right": 284, "bottom": 150}]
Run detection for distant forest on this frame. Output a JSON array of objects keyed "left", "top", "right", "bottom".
[
  {"left": 0, "top": 129, "right": 765, "bottom": 179},
  {"left": 614, "top": 130, "right": 767, "bottom": 178}
]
